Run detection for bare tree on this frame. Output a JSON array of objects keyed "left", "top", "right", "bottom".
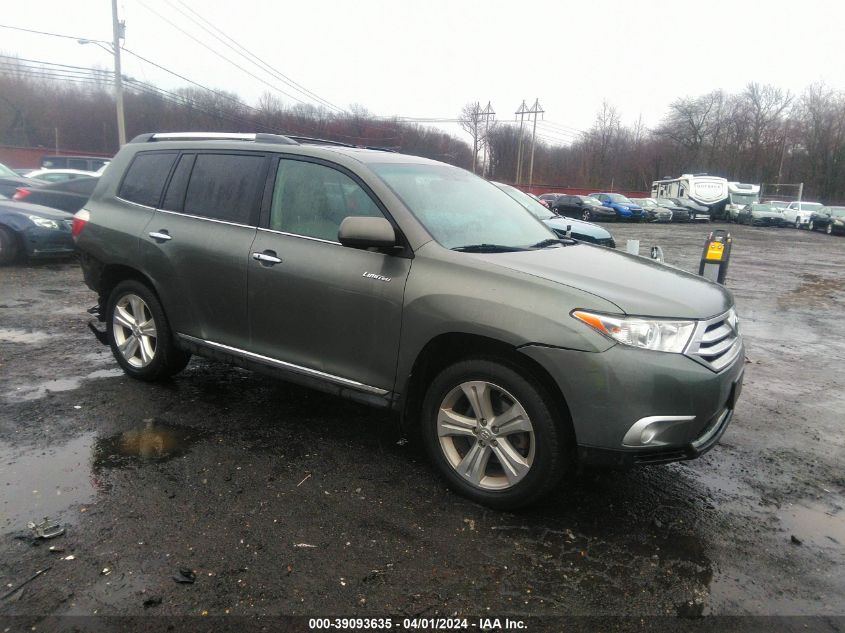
[{"left": 459, "top": 102, "right": 483, "bottom": 174}]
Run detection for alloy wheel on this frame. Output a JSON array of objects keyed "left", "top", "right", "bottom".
[
  {"left": 582, "top": 210, "right": 591, "bottom": 221},
  {"left": 112, "top": 293, "right": 158, "bottom": 368},
  {"left": 436, "top": 380, "right": 535, "bottom": 491},
  {"left": 795, "top": 219, "right": 801, "bottom": 229},
  {"left": 827, "top": 223, "right": 833, "bottom": 235}
]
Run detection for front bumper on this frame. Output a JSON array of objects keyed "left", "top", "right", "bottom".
[
  {"left": 23, "top": 225, "right": 75, "bottom": 258},
  {"left": 520, "top": 338, "right": 745, "bottom": 466}
]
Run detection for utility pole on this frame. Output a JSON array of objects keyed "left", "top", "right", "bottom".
[
  {"left": 111, "top": 0, "right": 126, "bottom": 147},
  {"left": 515, "top": 101, "right": 528, "bottom": 185},
  {"left": 470, "top": 102, "right": 480, "bottom": 174},
  {"left": 527, "top": 98, "right": 544, "bottom": 189},
  {"left": 480, "top": 101, "right": 495, "bottom": 178}
]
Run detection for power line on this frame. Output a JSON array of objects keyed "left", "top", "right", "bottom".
[
  {"left": 135, "top": 0, "right": 326, "bottom": 110},
  {"left": 0, "top": 23, "right": 109, "bottom": 44},
  {"left": 164, "top": 0, "right": 343, "bottom": 113}
]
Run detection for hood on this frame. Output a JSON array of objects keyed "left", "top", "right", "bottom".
[
  {"left": 474, "top": 245, "right": 733, "bottom": 319},
  {"left": 544, "top": 216, "right": 611, "bottom": 240},
  {"left": 0, "top": 200, "right": 74, "bottom": 220},
  {"left": 751, "top": 209, "right": 783, "bottom": 219}
]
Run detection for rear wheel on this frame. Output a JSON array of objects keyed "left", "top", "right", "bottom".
[
  {"left": 582, "top": 209, "right": 591, "bottom": 221},
  {"left": 107, "top": 280, "right": 191, "bottom": 381},
  {"left": 794, "top": 218, "right": 801, "bottom": 229},
  {"left": 0, "top": 225, "right": 20, "bottom": 265},
  {"left": 421, "top": 358, "right": 572, "bottom": 509},
  {"left": 809, "top": 220, "right": 815, "bottom": 231}
]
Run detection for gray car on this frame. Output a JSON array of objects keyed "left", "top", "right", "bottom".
[{"left": 73, "top": 132, "right": 744, "bottom": 509}]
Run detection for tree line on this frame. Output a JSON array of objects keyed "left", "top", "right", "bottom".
[
  {"left": 0, "top": 62, "right": 472, "bottom": 169},
  {"left": 2, "top": 58, "right": 844, "bottom": 203}
]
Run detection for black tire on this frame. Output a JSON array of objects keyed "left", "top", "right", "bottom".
[
  {"left": 0, "top": 225, "right": 21, "bottom": 265},
  {"left": 421, "top": 358, "right": 573, "bottom": 509},
  {"left": 106, "top": 279, "right": 191, "bottom": 381}
]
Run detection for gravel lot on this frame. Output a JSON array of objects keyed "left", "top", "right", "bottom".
[{"left": 1, "top": 222, "right": 843, "bottom": 630}]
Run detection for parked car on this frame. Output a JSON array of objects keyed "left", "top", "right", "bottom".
[
  {"left": 590, "top": 193, "right": 644, "bottom": 221},
  {"left": 808, "top": 206, "right": 845, "bottom": 235},
  {"left": 654, "top": 198, "right": 691, "bottom": 222},
  {"left": 493, "top": 183, "right": 616, "bottom": 247},
  {"left": 0, "top": 200, "right": 75, "bottom": 264},
  {"left": 0, "top": 162, "right": 39, "bottom": 198},
  {"left": 24, "top": 168, "right": 100, "bottom": 183},
  {"left": 736, "top": 203, "right": 788, "bottom": 227},
  {"left": 537, "top": 193, "right": 563, "bottom": 208},
  {"left": 40, "top": 155, "right": 110, "bottom": 172},
  {"left": 74, "top": 131, "right": 744, "bottom": 509},
  {"left": 630, "top": 198, "right": 672, "bottom": 222},
  {"left": 13, "top": 176, "right": 99, "bottom": 214},
  {"left": 668, "top": 197, "right": 711, "bottom": 221},
  {"left": 782, "top": 201, "right": 824, "bottom": 229},
  {"left": 551, "top": 195, "right": 617, "bottom": 222}
]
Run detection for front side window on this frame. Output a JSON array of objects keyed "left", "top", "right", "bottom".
[
  {"left": 270, "top": 159, "right": 384, "bottom": 241},
  {"left": 183, "top": 153, "right": 265, "bottom": 224},
  {"left": 372, "top": 162, "right": 553, "bottom": 250},
  {"left": 118, "top": 152, "right": 177, "bottom": 208}
]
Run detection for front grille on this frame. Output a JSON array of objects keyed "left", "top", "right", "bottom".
[{"left": 685, "top": 308, "right": 742, "bottom": 372}]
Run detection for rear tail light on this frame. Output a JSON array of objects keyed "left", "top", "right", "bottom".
[
  {"left": 13, "top": 187, "right": 31, "bottom": 201},
  {"left": 72, "top": 209, "right": 90, "bottom": 240}
]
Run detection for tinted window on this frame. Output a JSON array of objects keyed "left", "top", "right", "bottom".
[
  {"left": 270, "top": 159, "right": 384, "bottom": 241},
  {"left": 118, "top": 152, "right": 177, "bottom": 207},
  {"left": 162, "top": 154, "right": 195, "bottom": 211},
  {"left": 183, "top": 153, "right": 264, "bottom": 224},
  {"left": 62, "top": 178, "right": 98, "bottom": 195}
]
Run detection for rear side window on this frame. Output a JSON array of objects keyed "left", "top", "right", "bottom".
[
  {"left": 161, "top": 154, "right": 195, "bottom": 212},
  {"left": 183, "top": 153, "right": 264, "bottom": 224},
  {"left": 118, "top": 152, "right": 177, "bottom": 207}
]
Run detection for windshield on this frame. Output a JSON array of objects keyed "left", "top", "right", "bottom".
[
  {"left": 0, "top": 163, "right": 19, "bottom": 178},
  {"left": 655, "top": 199, "right": 675, "bottom": 208},
  {"left": 829, "top": 207, "right": 845, "bottom": 218},
  {"left": 632, "top": 198, "right": 656, "bottom": 207},
  {"left": 606, "top": 193, "right": 632, "bottom": 204},
  {"left": 730, "top": 192, "right": 759, "bottom": 204},
  {"left": 797, "top": 202, "right": 823, "bottom": 211},
  {"left": 372, "top": 163, "right": 554, "bottom": 250},
  {"left": 493, "top": 183, "right": 555, "bottom": 220},
  {"left": 582, "top": 196, "right": 602, "bottom": 206},
  {"left": 751, "top": 204, "right": 777, "bottom": 212}
]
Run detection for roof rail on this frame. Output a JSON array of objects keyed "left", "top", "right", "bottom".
[
  {"left": 363, "top": 146, "right": 398, "bottom": 153},
  {"left": 286, "top": 135, "right": 355, "bottom": 148},
  {"left": 129, "top": 132, "right": 299, "bottom": 145}
]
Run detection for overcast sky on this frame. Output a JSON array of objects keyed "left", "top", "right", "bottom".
[{"left": 2, "top": 0, "right": 844, "bottom": 145}]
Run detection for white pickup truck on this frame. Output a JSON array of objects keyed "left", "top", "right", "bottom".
[{"left": 782, "top": 201, "right": 824, "bottom": 229}]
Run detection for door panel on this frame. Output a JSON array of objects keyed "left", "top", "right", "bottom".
[
  {"left": 141, "top": 213, "right": 256, "bottom": 350},
  {"left": 248, "top": 232, "right": 410, "bottom": 391}
]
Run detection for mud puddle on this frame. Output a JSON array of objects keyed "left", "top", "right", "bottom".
[{"left": 0, "top": 433, "right": 98, "bottom": 532}]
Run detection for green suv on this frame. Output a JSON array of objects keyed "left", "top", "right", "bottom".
[{"left": 73, "top": 132, "right": 744, "bottom": 509}]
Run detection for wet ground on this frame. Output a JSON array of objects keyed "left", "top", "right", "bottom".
[{"left": 1, "top": 222, "right": 844, "bottom": 629}]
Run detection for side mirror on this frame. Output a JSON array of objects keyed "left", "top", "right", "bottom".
[{"left": 338, "top": 216, "right": 397, "bottom": 249}]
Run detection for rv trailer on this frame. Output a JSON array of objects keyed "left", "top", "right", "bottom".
[{"left": 651, "top": 174, "right": 729, "bottom": 219}]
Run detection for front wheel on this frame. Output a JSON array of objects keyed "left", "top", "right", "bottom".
[
  {"left": 421, "top": 359, "right": 572, "bottom": 509},
  {"left": 795, "top": 218, "right": 801, "bottom": 229},
  {"left": 107, "top": 280, "right": 191, "bottom": 381},
  {"left": 826, "top": 223, "right": 833, "bottom": 235}
]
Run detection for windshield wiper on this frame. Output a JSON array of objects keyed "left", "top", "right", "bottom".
[
  {"left": 451, "top": 243, "right": 526, "bottom": 252},
  {"left": 530, "top": 238, "right": 576, "bottom": 249}
]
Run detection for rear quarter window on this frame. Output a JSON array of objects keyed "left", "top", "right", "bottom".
[{"left": 118, "top": 152, "right": 177, "bottom": 208}]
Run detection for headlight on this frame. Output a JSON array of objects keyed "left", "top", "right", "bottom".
[
  {"left": 572, "top": 310, "right": 696, "bottom": 353},
  {"left": 27, "top": 215, "right": 60, "bottom": 230}
]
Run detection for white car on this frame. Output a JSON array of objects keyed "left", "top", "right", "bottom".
[
  {"left": 24, "top": 168, "right": 99, "bottom": 183},
  {"left": 782, "top": 201, "right": 824, "bottom": 229}
]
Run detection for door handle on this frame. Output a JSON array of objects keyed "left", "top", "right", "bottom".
[
  {"left": 252, "top": 251, "right": 282, "bottom": 265},
  {"left": 149, "top": 231, "right": 172, "bottom": 241}
]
